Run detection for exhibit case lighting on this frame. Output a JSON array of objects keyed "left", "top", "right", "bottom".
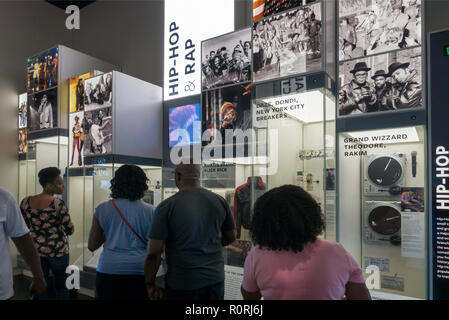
[{"left": 164, "top": 0, "right": 234, "bottom": 101}]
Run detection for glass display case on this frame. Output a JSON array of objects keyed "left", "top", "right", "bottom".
[
  {"left": 18, "top": 135, "right": 68, "bottom": 198},
  {"left": 338, "top": 125, "right": 427, "bottom": 299},
  {"left": 252, "top": 80, "right": 337, "bottom": 243}
]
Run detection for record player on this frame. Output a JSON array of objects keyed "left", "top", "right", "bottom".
[
  {"left": 364, "top": 153, "right": 406, "bottom": 196},
  {"left": 364, "top": 201, "right": 402, "bottom": 245}
]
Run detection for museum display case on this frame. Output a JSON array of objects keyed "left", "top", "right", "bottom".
[{"left": 338, "top": 125, "right": 427, "bottom": 299}]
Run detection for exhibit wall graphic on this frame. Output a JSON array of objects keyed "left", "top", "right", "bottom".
[
  {"left": 84, "top": 72, "right": 113, "bottom": 111},
  {"left": 70, "top": 72, "right": 94, "bottom": 113},
  {"left": 339, "top": 46, "right": 422, "bottom": 116},
  {"left": 252, "top": 2, "right": 322, "bottom": 83},
  {"left": 164, "top": 0, "right": 234, "bottom": 101},
  {"left": 27, "top": 46, "right": 59, "bottom": 94},
  {"left": 202, "top": 83, "right": 252, "bottom": 145},
  {"left": 69, "top": 111, "right": 85, "bottom": 167},
  {"left": 168, "top": 103, "right": 201, "bottom": 148},
  {"left": 28, "top": 88, "right": 58, "bottom": 131},
  {"left": 429, "top": 28, "right": 449, "bottom": 300},
  {"left": 253, "top": 0, "right": 319, "bottom": 21},
  {"left": 202, "top": 28, "right": 252, "bottom": 91},
  {"left": 338, "top": 0, "right": 422, "bottom": 61},
  {"left": 83, "top": 107, "right": 112, "bottom": 156},
  {"left": 18, "top": 93, "right": 28, "bottom": 129},
  {"left": 252, "top": 89, "right": 325, "bottom": 128}
]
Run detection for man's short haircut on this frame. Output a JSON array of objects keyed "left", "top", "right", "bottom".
[{"left": 175, "top": 158, "right": 200, "bottom": 182}]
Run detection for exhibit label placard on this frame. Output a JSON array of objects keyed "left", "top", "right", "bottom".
[{"left": 164, "top": 0, "right": 234, "bottom": 101}]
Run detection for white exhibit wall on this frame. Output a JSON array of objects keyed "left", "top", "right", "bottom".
[{"left": 114, "top": 71, "right": 163, "bottom": 159}]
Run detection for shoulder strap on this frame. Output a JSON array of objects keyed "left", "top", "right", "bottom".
[{"left": 110, "top": 200, "right": 148, "bottom": 246}]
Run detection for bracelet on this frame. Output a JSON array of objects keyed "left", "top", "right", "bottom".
[{"left": 145, "top": 282, "right": 155, "bottom": 287}]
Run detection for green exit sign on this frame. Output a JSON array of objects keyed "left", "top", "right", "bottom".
[{"left": 445, "top": 45, "right": 449, "bottom": 56}]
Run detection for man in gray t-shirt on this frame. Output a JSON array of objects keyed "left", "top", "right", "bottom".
[{"left": 145, "top": 161, "right": 235, "bottom": 300}]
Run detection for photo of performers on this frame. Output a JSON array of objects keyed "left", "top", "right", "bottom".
[
  {"left": 169, "top": 103, "right": 201, "bottom": 148},
  {"left": 253, "top": 3, "right": 322, "bottom": 83},
  {"left": 28, "top": 88, "right": 57, "bottom": 131},
  {"left": 84, "top": 72, "right": 113, "bottom": 111},
  {"left": 339, "top": 0, "right": 421, "bottom": 61},
  {"left": 339, "top": 47, "right": 422, "bottom": 116},
  {"left": 253, "top": 0, "right": 318, "bottom": 21},
  {"left": 202, "top": 28, "right": 252, "bottom": 90},
  {"left": 202, "top": 83, "right": 252, "bottom": 145},
  {"left": 18, "top": 129, "right": 27, "bottom": 154},
  {"left": 69, "top": 112, "right": 85, "bottom": 167},
  {"left": 18, "top": 93, "right": 28, "bottom": 129},
  {"left": 401, "top": 187, "right": 424, "bottom": 212},
  {"left": 83, "top": 107, "right": 112, "bottom": 156},
  {"left": 69, "top": 72, "right": 94, "bottom": 113},
  {"left": 26, "top": 47, "right": 59, "bottom": 93}
]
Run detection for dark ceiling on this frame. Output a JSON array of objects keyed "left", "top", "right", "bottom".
[{"left": 46, "top": 1, "right": 96, "bottom": 10}]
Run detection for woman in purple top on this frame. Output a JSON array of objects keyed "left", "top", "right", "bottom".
[{"left": 241, "top": 185, "right": 371, "bottom": 300}]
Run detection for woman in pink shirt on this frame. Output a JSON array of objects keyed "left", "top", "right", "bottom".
[{"left": 241, "top": 185, "right": 370, "bottom": 300}]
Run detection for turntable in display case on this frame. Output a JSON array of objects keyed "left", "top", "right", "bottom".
[
  {"left": 364, "top": 201, "right": 402, "bottom": 245},
  {"left": 364, "top": 153, "right": 406, "bottom": 196}
]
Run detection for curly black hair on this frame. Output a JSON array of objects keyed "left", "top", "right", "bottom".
[
  {"left": 251, "top": 185, "right": 325, "bottom": 253},
  {"left": 110, "top": 164, "right": 148, "bottom": 201},
  {"left": 38, "top": 167, "right": 61, "bottom": 188}
]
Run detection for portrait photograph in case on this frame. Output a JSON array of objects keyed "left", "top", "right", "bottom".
[
  {"left": 18, "top": 129, "right": 27, "bottom": 154},
  {"left": 70, "top": 72, "right": 94, "bottom": 113},
  {"left": 168, "top": 103, "right": 201, "bottom": 148},
  {"left": 401, "top": 187, "right": 424, "bottom": 212},
  {"left": 28, "top": 88, "right": 58, "bottom": 131},
  {"left": 26, "top": 46, "right": 59, "bottom": 94},
  {"left": 18, "top": 93, "right": 28, "bottom": 129},
  {"left": 84, "top": 72, "right": 113, "bottom": 111},
  {"left": 83, "top": 107, "right": 112, "bottom": 156},
  {"left": 69, "top": 111, "right": 85, "bottom": 167},
  {"left": 202, "top": 83, "right": 252, "bottom": 146}
]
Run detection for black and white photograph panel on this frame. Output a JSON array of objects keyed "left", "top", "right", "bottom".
[
  {"left": 84, "top": 72, "right": 113, "bottom": 111},
  {"left": 253, "top": 2, "right": 322, "bottom": 83},
  {"left": 83, "top": 107, "right": 113, "bottom": 156},
  {"left": 253, "top": 0, "right": 319, "bottom": 21},
  {"left": 339, "top": 47, "right": 422, "bottom": 116},
  {"left": 69, "top": 111, "right": 85, "bottom": 168},
  {"left": 202, "top": 28, "right": 252, "bottom": 90},
  {"left": 28, "top": 88, "right": 57, "bottom": 131},
  {"left": 339, "top": 0, "right": 421, "bottom": 61}
]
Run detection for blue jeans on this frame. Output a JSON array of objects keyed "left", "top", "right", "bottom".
[
  {"left": 40, "top": 254, "right": 70, "bottom": 300},
  {"left": 164, "top": 280, "right": 225, "bottom": 300}
]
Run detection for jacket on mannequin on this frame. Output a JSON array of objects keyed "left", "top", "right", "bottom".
[{"left": 233, "top": 176, "right": 266, "bottom": 238}]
